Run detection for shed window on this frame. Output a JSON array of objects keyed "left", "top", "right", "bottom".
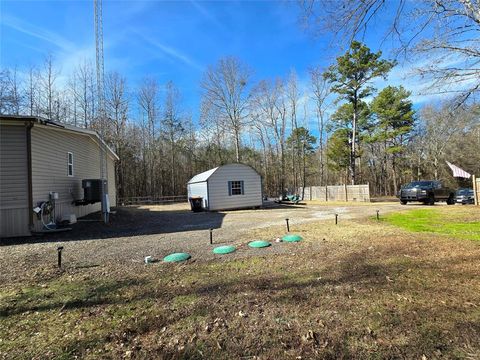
[
  {"left": 228, "top": 181, "right": 244, "bottom": 196},
  {"left": 67, "top": 152, "right": 74, "bottom": 176}
]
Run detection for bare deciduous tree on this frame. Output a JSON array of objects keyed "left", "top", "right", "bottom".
[
  {"left": 106, "top": 71, "right": 128, "bottom": 141},
  {"left": 416, "top": 105, "right": 477, "bottom": 179},
  {"left": 1, "top": 53, "right": 478, "bottom": 200},
  {"left": 201, "top": 56, "right": 251, "bottom": 162},
  {"left": 163, "top": 81, "right": 185, "bottom": 195},
  {"left": 138, "top": 77, "right": 160, "bottom": 195},
  {"left": 40, "top": 55, "right": 58, "bottom": 120},
  {"left": 310, "top": 67, "right": 331, "bottom": 185},
  {"left": 73, "top": 60, "right": 96, "bottom": 128},
  {"left": 287, "top": 70, "right": 300, "bottom": 188},
  {"left": 300, "top": 0, "right": 480, "bottom": 104},
  {"left": 105, "top": 71, "right": 129, "bottom": 197},
  {"left": 251, "top": 78, "right": 288, "bottom": 195},
  {"left": 0, "top": 67, "right": 23, "bottom": 115},
  {"left": 0, "top": 70, "right": 12, "bottom": 114}
]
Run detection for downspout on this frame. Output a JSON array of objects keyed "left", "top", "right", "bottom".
[{"left": 26, "top": 121, "right": 34, "bottom": 232}]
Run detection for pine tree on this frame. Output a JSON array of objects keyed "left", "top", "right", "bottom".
[
  {"left": 371, "top": 86, "right": 415, "bottom": 194},
  {"left": 324, "top": 41, "right": 395, "bottom": 184}
]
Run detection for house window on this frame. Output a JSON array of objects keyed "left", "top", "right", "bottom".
[
  {"left": 229, "top": 180, "right": 244, "bottom": 196},
  {"left": 67, "top": 152, "right": 74, "bottom": 176}
]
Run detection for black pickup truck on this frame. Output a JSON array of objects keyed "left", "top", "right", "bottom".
[{"left": 398, "top": 180, "right": 455, "bottom": 205}]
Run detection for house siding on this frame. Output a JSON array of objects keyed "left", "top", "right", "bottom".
[
  {"left": 31, "top": 125, "right": 116, "bottom": 231},
  {"left": 0, "top": 124, "right": 30, "bottom": 237},
  {"left": 208, "top": 164, "right": 262, "bottom": 210}
]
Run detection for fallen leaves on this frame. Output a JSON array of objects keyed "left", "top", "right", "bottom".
[
  {"left": 301, "top": 330, "right": 329, "bottom": 349},
  {"left": 237, "top": 310, "right": 247, "bottom": 318},
  {"left": 301, "top": 330, "right": 317, "bottom": 343}
]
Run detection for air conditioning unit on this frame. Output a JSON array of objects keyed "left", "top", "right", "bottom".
[{"left": 82, "top": 179, "right": 107, "bottom": 203}]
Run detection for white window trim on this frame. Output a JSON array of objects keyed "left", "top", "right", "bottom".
[
  {"left": 230, "top": 180, "right": 244, "bottom": 196},
  {"left": 67, "top": 152, "right": 74, "bottom": 177}
]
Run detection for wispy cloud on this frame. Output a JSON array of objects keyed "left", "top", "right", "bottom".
[
  {"left": 133, "top": 30, "right": 203, "bottom": 71},
  {"left": 1, "top": 13, "right": 75, "bottom": 52},
  {"left": 1, "top": 13, "right": 94, "bottom": 86},
  {"left": 1, "top": 11, "right": 137, "bottom": 85},
  {"left": 189, "top": 0, "right": 227, "bottom": 31}
]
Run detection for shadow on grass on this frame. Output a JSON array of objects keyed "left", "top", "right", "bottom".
[
  {"left": 4, "top": 243, "right": 480, "bottom": 315},
  {"left": 0, "top": 250, "right": 390, "bottom": 318},
  {"left": 0, "top": 278, "right": 153, "bottom": 317}
]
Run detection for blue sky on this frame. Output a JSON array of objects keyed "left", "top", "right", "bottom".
[{"left": 0, "top": 0, "right": 454, "bottom": 124}]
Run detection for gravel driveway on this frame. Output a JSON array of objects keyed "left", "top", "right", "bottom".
[{"left": 0, "top": 201, "right": 416, "bottom": 283}]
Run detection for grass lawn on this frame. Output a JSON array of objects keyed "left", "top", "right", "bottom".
[
  {"left": 1, "top": 206, "right": 480, "bottom": 359},
  {"left": 382, "top": 207, "right": 480, "bottom": 241}
]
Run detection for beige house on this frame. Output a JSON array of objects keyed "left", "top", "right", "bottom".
[{"left": 0, "top": 115, "right": 117, "bottom": 238}]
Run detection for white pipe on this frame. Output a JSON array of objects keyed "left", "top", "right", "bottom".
[{"left": 40, "top": 201, "right": 55, "bottom": 230}]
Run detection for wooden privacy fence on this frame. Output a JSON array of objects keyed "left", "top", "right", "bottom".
[
  {"left": 118, "top": 195, "right": 187, "bottom": 206},
  {"left": 298, "top": 184, "right": 370, "bottom": 202}
]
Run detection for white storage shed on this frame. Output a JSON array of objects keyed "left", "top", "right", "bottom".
[{"left": 187, "top": 163, "right": 263, "bottom": 211}]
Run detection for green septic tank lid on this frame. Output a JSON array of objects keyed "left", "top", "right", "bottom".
[
  {"left": 213, "top": 245, "right": 236, "bottom": 255},
  {"left": 282, "top": 234, "right": 303, "bottom": 242},
  {"left": 248, "top": 240, "right": 271, "bottom": 248},
  {"left": 163, "top": 252, "right": 191, "bottom": 263}
]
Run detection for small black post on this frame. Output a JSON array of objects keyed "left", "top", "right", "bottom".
[
  {"left": 335, "top": 214, "right": 338, "bottom": 225},
  {"left": 209, "top": 228, "right": 213, "bottom": 245},
  {"left": 57, "top": 246, "right": 64, "bottom": 268},
  {"left": 376, "top": 210, "right": 380, "bottom": 220},
  {"left": 285, "top": 218, "right": 290, "bottom": 232}
]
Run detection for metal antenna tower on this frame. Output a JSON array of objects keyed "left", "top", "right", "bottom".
[{"left": 94, "top": 0, "right": 109, "bottom": 223}]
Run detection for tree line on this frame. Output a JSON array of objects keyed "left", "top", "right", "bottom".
[{"left": 2, "top": 24, "right": 479, "bottom": 198}]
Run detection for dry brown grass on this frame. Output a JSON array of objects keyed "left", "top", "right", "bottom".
[{"left": 1, "top": 208, "right": 479, "bottom": 359}]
